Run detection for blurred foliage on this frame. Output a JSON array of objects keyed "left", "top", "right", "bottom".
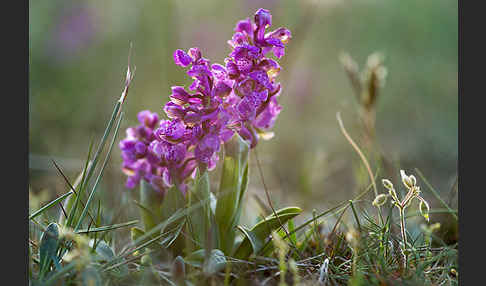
[{"left": 29, "top": 0, "right": 457, "bottom": 220}]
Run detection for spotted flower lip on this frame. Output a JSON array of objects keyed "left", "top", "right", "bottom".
[
  {"left": 120, "top": 9, "right": 290, "bottom": 194},
  {"left": 155, "top": 119, "right": 186, "bottom": 143}
]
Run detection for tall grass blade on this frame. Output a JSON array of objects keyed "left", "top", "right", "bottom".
[
  {"left": 76, "top": 220, "right": 139, "bottom": 234},
  {"left": 74, "top": 112, "right": 124, "bottom": 231},
  {"left": 29, "top": 191, "right": 74, "bottom": 221},
  {"left": 65, "top": 139, "right": 94, "bottom": 228},
  {"left": 414, "top": 168, "right": 458, "bottom": 221}
]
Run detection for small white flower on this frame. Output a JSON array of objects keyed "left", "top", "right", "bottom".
[
  {"left": 382, "top": 179, "right": 394, "bottom": 190},
  {"left": 400, "top": 170, "right": 415, "bottom": 189},
  {"left": 419, "top": 198, "right": 430, "bottom": 222},
  {"left": 318, "top": 258, "right": 329, "bottom": 285},
  {"left": 372, "top": 194, "right": 388, "bottom": 207}
]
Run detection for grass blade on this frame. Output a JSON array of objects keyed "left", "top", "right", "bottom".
[
  {"left": 76, "top": 220, "right": 139, "bottom": 234},
  {"left": 74, "top": 112, "right": 124, "bottom": 232},
  {"left": 414, "top": 168, "right": 458, "bottom": 221},
  {"left": 65, "top": 138, "right": 94, "bottom": 228},
  {"left": 29, "top": 191, "right": 74, "bottom": 221}
]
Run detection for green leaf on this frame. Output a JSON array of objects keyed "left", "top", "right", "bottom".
[
  {"left": 90, "top": 240, "right": 115, "bottom": 262},
  {"left": 288, "top": 219, "right": 297, "bottom": 246},
  {"left": 39, "top": 222, "right": 60, "bottom": 279},
  {"left": 205, "top": 249, "right": 227, "bottom": 275},
  {"left": 90, "top": 240, "right": 128, "bottom": 276},
  {"left": 233, "top": 207, "right": 302, "bottom": 260},
  {"left": 139, "top": 180, "right": 164, "bottom": 233},
  {"left": 187, "top": 170, "right": 216, "bottom": 250},
  {"left": 161, "top": 186, "right": 186, "bottom": 220},
  {"left": 160, "top": 185, "right": 187, "bottom": 255},
  {"left": 185, "top": 249, "right": 227, "bottom": 275},
  {"left": 215, "top": 133, "right": 250, "bottom": 255},
  {"left": 233, "top": 164, "right": 249, "bottom": 227}
]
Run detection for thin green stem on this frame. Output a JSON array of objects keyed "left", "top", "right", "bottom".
[
  {"left": 399, "top": 208, "right": 408, "bottom": 268},
  {"left": 336, "top": 112, "right": 384, "bottom": 227}
]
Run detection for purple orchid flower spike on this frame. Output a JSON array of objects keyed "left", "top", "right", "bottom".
[{"left": 120, "top": 9, "right": 291, "bottom": 195}]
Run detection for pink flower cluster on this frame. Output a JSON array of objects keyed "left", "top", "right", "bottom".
[{"left": 120, "top": 9, "right": 291, "bottom": 194}]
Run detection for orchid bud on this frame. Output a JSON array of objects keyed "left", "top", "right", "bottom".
[
  {"left": 372, "top": 194, "right": 388, "bottom": 207},
  {"left": 400, "top": 170, "right": 414, "bottom": 189},
  {"left": 174, "top": 49, "right": 192, "bottom": 67},
  {"left": 409, "top": 175, "right": 417, "bottom": 187},
  {"left": 419, "top": 198, "right": 430, "bottom": 222},
  {"left": 382, "top": 179, "right": 394, "bottom": 190}
]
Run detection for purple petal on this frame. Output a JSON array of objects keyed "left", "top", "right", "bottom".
[
  {"left": 150, "top": 176, "right": 167, "bottom": 193},
  {"left": 229, "top": 32, "right": 248, "bottom": 47},
  {"left": 254, "top": 96, "right": 282, "bottom": 130},
  {"left": 254, "top": 9, "right": 272, "bottom": 45},
  {"left": 265, "top": 37, "right": 284, "bottom": 48},
  {"left": 156, "top": 119, "right": 186, "bottom": 142},
  {"left": 234, "top": 18, "right": 253, "bottom": 34},
  {"left": 225, "top": 59, "right": 239, "bottom": 79},
  {"left": 237, "top": 96, "right": 257, "bottom": 121},
  {"left": 188, "top": 47, "right": 202, "bottom": 62},
  {"left": 236, "top": 79, "right": 255, "bottom": 97},
  {"left": 170, "top": 86, "right": 191, "bottom": 105},
  {"left": 184, "top": 111, "right": 201, "bottom": 127},
  {"left": 164, "top": 102, "right": 186, "bottom": 119},
  {"left": 220, "top": 128, "right": 235, "bottom": 142},
  {"left": 267, "top": 27, "right": 291, "bottom": 45},
  {"left": 119, "top": 139, "right": 136, "bottom": 151},
  {"left": 134, "top": 141, "right": 147, "bottom": 155},
  {"left": 187, "top": 64, "right": 212, "bottom": 77},
  {"left": 164, "top": 143, "right": 186, "bottom": 163},
  {"left": 213, "top": 81, "right": 232, "bottom": 98},
  {"left": 173, "top": 49, "right": 192, "bottom": 67},
  {"left": 254, "top": 89, "right": 269, "bottom": 103},
  {"left": 137, "top": 110, "right": 159, "bottom": 128},
  {"left": 254, "top": 9, "right": 272, "bottom": 28},
  {"left": 211, "top": 64, "right": 227, "bottom": 80},
  {"left": 126, "top": 176, "right": 139, "bottom": 189},
  {"left": 151, "top": 141, "right": 165, "bottom": 156},
  {"left": 273, "top": 46, "right": 285, "bottom": 59},
  {"left": 249, "top": 70, "right": 273, "bottom": 90}
]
